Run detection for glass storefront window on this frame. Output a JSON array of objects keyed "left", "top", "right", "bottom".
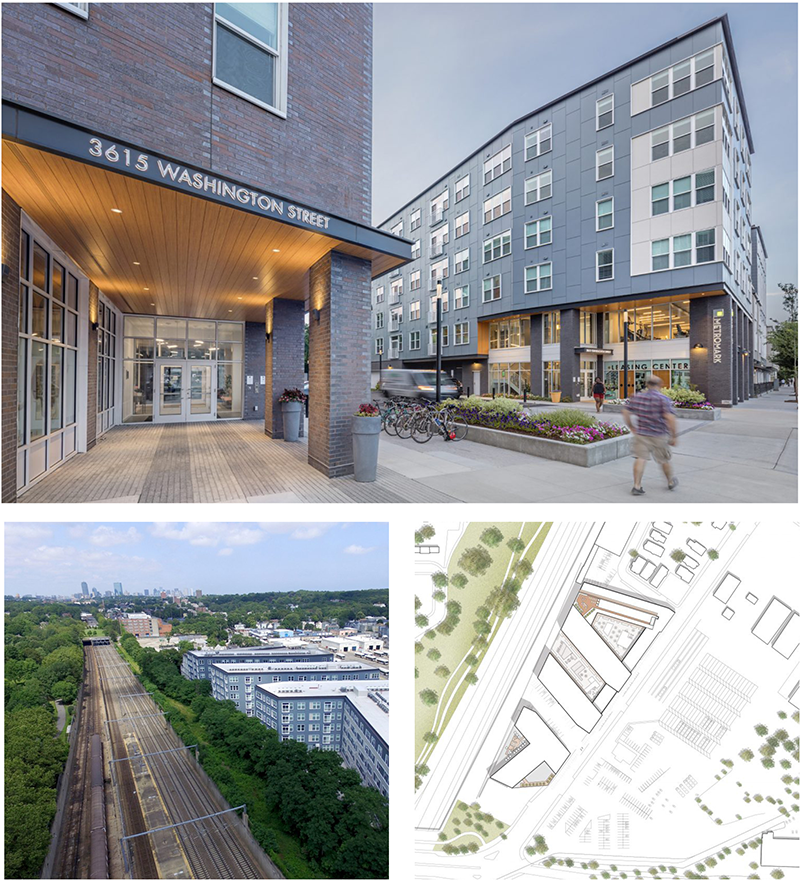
[
  {"left": 32, "top": 292, "right": 48, "bottom": 338},
  {"left": 33, "top": 243, "right": 48, "bottom": 291},
  {"left": 579, "top": 312, "right": 595, "bottom": 345},
  {"left": 671, "top": 302, "right": 690, "bottom": 337},
  {"left": 157, "top": 339, "right": 187, "bottom": 358},
  {"left": 217, "top": 362, "right": 243, "bottom": 418},
  {"left": 17, "top": 340, "right": 27, "bottom": 445},
  {"left": 30, "top": 340, "right": 47, "bottom": 439},
  {"left": 489, "top": 362, "right": 531, "bottom": 397},
  {"left": 543, "top": 360, "right": 560, "bottom": 395},
  {"left": 125, "top": 316, "right": 155, "bottom": 337},
  {"left": 53, "top": 262, "right": 65, "bottom": 301},
  {"left": 489, "top": 318, "right": 530, "bottom": 350},
  {"left": 123, "top": 361, "right": 154, "bottom": 423},
  {"left": 633, "top": 306, "right": 652, "bottom": 341},
  {"left": 19, "top": 283, "right": 28, "bottom": 334},
  {"left": 50, "top": 346, "right": 63, "bottom": 432},
  {"left": 543, "top": 311, "right": 560, "bottom": 344},
  {"left": 651, "top": 305, "right": 670, "bottom": 340}
]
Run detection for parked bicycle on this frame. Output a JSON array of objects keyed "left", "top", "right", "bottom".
[{"left": 410, "top": 403, "right": 468, "bottom": 444}]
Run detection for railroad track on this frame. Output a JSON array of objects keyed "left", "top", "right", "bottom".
[{"left": 93, "top": 645, "right": 269, "bottom": 879}]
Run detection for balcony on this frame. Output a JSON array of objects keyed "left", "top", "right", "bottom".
[
  {"left": 390, "top": 317, "right": 402, "bottom": 332},
  {"left": 430, "top": 276, "right": 447, "bottom": 291},
  {"left": 430, "top": 209, "right": 446, "bottom": 227},
  {"left": 430, "top": 243, "right": 445, "bottom": 258},
  {"left": 389, "top": 347, "right": 400, "bottom": 360}
]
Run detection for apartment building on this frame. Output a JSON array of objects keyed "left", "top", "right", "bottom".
[
  {"left": 180, "top": 645, "right": 333, "bottom": 680},
  {"left": 254, "top": 681, "right": 389, "bottom": 797},
  {"left": 371, "top": 16, "right": 765, "bottom": 406},
  {"left": 209, "top": 660, "right": 381, "bottom": 715},
  {"left": 120, "top": 612, "right": 171, "bottom": 638}
]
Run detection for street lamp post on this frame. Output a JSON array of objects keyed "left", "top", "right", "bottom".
[
  {"left": 435, "top": 279, "right": 443, "bottom": 403},
  {"left": 622, "top": 309, "right": 630, "bottom": 400}
]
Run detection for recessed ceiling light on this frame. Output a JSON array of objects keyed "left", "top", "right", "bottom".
[
  {"left": 238, "top": 297, "right": 243, "bottom": 300},
  {"left": 133, "top": 261, "right": 140, "bottom": 265},
  {"left": 253, "top": 276, "right": 259, "bottom": 280},
  {"left": 111, "top": 208, "right": 122, "bottom": 214},
  {"left": 272, "top": 248, "right": 280, "bottom": 253},
  {"left": 228, "top": 309, "right": 233, "bottom": 313},
  {"left": 151, "top": 303, "right": 155, "bottom": 306},
  {"left": 143, "top": 287, "right": 149, "bottom": 291}
]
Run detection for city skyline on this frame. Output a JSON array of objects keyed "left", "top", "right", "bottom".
[
  {"left": 373, "top": 2, "right": 798, "bottom": 319},
  {"left": 3, "top": 522, "right": 389, "bottom": 597}
]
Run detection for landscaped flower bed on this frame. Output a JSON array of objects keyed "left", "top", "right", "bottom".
[{"left": 441, "top": 399, "right": 628, "bottom": 446}]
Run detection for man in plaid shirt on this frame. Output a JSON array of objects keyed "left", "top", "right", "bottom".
[{"left": 622, "top": 375, "right": 679, "bottom": 495}]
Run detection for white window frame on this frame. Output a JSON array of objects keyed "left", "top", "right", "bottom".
[
  {"left": 390, "top": 220, "right": 403, "bottom": 237},
  {"left": 525, "top": 124, "right": 552, "bottom": 160},
  {"left": 483, "top": 231, "right": 511, "bottom": 263},
  {"left": 524, "top": 262, "right": 552, "bottom": 293},
  {"left": 596, "top": 146, "right": 614, "bottom": 181},
  {"left": 409, "top": 301, "right": 420, "bottom": 321},
  {"left": 411, "top": 240, "right": 421, "bottom": 260},
  {"left": 596, "top": 198, "right": 614, "bottom": 231},
  {"left": 596, "top": 249, "right": 614, "bottom": 282},
  {"left": 374, "top": 285, "right": 384, "bottom": 304},
  {"left": 213, "top": 3, "right": 289, "bottom": 119},
  {"left": 454, "top": 322, "right": 470, "bottom": 346},
  {"left": 650, "top": 108, "right": 716, "bottom": 161},
  {"left": 645, "top": 46, "right": 718, "bottom": 108},
  {"left": 409, "top": 208, "right": 421, "bottom": 231},
  {"left": 409, "top": 269, "right": 421, "bottom": 291},
  {"left": 524, "top": 216, "right": 552, "bottom": 249},
  {"left": 596, "top": 94, "right": 614, "bottom": 130},
  {"left": 454, "top": 285, "right": 470, "bottom": 310},
  {"left": 484, "top": 144, "right": 512, "bottom": 184},
  {"left": 482, "top": 275, "right": 502, "bottom": 302},
  {"left": 483, "top": 187, "right": 512, "bottom": 223},
  {"left": 524, "top": 170, "right": 552, "bottom": 205},
  {"left": 409, "top": 330, "right": 420, "bottom": 351},
  {"left": 454, "top": 248, "right": 470, "bottom": 273},
  {"left": 375, "top": 312, "right": 384, "bottom": 330},
  {"left": 455, "top": 211, "right": 470, "bottom": 238},
  {"left": 53, "top": 2, "right": 89, "bottom": 18},
  {"left": 455, "top": 174, "right": 470, "bottom": 202}
]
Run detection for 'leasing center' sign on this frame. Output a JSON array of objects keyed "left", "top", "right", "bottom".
[
  {"left": 712, "top": 308, "right": 724, "bottom": 364},
  {"left": 87, "top": 136, "right": 332, "bottom": 230}
]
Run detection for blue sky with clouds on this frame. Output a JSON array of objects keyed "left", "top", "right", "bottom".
[
  {"left": 373, "top": 3, "right": 798, "bottom": 319},
  {"left": 3, "top": 522, "right": 389, "bottom": 597}
]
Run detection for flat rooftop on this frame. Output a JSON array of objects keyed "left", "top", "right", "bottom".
[
  {"left": 187, "top": 645, "right": 329, "bottom": 658},
  {"left": 211, "top": 661, "right": 376, "bottom": 674}
]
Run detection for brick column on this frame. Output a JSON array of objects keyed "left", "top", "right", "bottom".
[
  {"left": 87, "top": 281, "right": 100, "bottom": 450},
  {"left": 307, "top": 251, "right": 371, "bottom": 477},
  {"left": 689, "top": 293, "right": 735, "bottom": 406},
  {"left": 2, "top": 189, "right": 21, "bottom": 503},
  {"left": 530, "top": 313, "right": 543, "bottom": 396},
  {"left": 559, "top": 308, "right": 581, "bottom": 402},
  {"left": 244, "top": 321, "right": 267, "bottom": 420},
  {"left": 264, "top": 298, "right": 305, "bottom": 439}
]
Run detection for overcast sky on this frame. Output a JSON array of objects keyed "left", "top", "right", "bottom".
[
  {"left": 373, "top": 2, "right": 798, "bottom": 320},
  {"left": 4, "top": 522, "right": 389, "bottom": 597}
]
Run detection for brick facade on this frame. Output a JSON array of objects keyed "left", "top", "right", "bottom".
[
  {"left": 264, "top": 299, "right": 305, "bottom": 440},
  {"left": 690, "top": 293, "right": 736, "bottom": 406},
  {"left": 2, "top": 190, "right": 21, "bottom": 503},
  {"left": 1, "top": 2, "right": 372, "bottom": 224},
  {"left": 307, "top": 251, "right": 372, "bottom": 477}
]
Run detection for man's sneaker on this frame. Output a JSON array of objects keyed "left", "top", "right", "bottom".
[
  {"left": 668, "top": 477, "right": 679, "bottom": 491},
  {"left": 631, "top": 487, "right": 645, "bottom": 496}
]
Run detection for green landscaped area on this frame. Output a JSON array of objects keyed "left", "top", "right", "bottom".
[
  {"left": 415, "top": 522, "right": 552, "bottom": 779},
  {"left": 433, "top": 800, "right": 508, "bottom": 854}
]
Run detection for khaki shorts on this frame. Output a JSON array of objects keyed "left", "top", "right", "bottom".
[{"left": 633, "top": 434, "right": 672, "bottom": 463}]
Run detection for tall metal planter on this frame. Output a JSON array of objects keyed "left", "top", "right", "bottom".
[
  {"left": 352, "top": 415, "right": 381, "bottom": 481},
  {"left": 281, "top": 401, "right": 303, "bottom": 442}
]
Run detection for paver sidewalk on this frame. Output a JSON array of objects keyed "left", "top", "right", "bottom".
[{"left": 17, "top": 392, "right": 796, "bottom": 504}]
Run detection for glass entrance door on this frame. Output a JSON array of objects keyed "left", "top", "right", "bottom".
[
  {"left": 580, "top": 359, "right": 597, "bottom": 399},
  {"left": 156, "top": 361, "right": 215, "bottom": 422}
]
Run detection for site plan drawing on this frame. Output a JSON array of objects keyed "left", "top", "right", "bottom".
[{"left": 414, "top": 521, "right": 799, "bottom": 880}]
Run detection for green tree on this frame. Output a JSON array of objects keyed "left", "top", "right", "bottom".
[
  {"left": 434, "top": 665, "right": 451, "bottom": 678},
  {"left": 670, "top": 548, "right": 686, "bottom": 563},
  {"left": 480, "top": 527, "right": 504, "bottom": 547},
  {"left": 507, "top": 537, "right": 525, "bottom": 553},
  {"left": 427, "top": 648, "right": 441, "bottom": 661},
  {"left": 423, "top": 731, "right": 439, "bottom": 744},
  {"left": 707, "top": 549, "right": 719, "bottom": 560},
  {"left": 451, "top": 573, "right": 468, "bottom": 588},
  {"left": 458, "top": 546, "right": 492, "bottom": 576},
  {"left": 419, "top": 688, "right": 438, "bottom": 706},
  {"left": 415, "top": 614, "right": 429, "bottom": 628},
  {"left": 768, "top": 284, "right": 798, "bottom": 397}
]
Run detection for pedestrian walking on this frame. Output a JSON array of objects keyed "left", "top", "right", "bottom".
[
  {"left": 622, "top": 375, "right": 679, "bottom": 495},
  {"left": 592, "top": 377, "right": 606, "bottom": 413}
]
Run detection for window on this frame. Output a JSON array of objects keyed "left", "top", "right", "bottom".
[
  {"left": 724, "top": 232, "right": 733, "bottom": 269},
  {"left": 430, "top": 258, "right": 449, "bottom": 289},
  {"left": 648, "top": 47, "right": 717, "bottom": 107},
  {"left": 596, "top": 95, "right": 614, "bottom": 129},
  {"left": 695, "top": 169, "right": 715, "bottom": 204},
  {"left": 524, "top": 171, "right": 552, "bottom": 205},
  {"left": 454, "top": 285, "right": 470, "bottom": 309},
  {"left": 214, "top": 3, "right": 287, "bottom": 116},
  {"left": 430, "top": 225, "right": 449, "bottom": 257},
  {"left": 454, "top": 323, "right": 470, "bottom": 345},
  {"left": 483, "top": 231, "right": 511, "bottom": 263},
  {"left": 430, "top": 190, "right": 449, "bottom": 224},
  {"left": 596, "top": 146, "right": 614, "bottom": 181},
  {"left": 482, "top": 276, "right": 501, "bottom": 302},
  {"left": 651, "top": 126, "right": 669, "bottom": 161},
  {"left": 54, "top": 2, "right": 89, "bottom": 17},
  {"left": 390, "top": 306, "right": 403, "bottom": 328},
  {"left": 409, "top": 330, "right": 420, "bottom": 350},
  {"left": 409, "top": 301, "right": 420, "bottom": 321},
  {"left": 695, "top": 228, "right": 715, "bottom": 263},
  {"left": 375, "top": 312, "right": 384, "bottom": 329},
  {"left": 430, "top": 326, "right": 449, "bottom": 349},
  {"left": 650, "top": 109, "right": 716, "bottom": 160},
  {"left": 390, "top": 220, "right": 403, "bottom": 237},
  {"left": 389, "top": 334, "right": 402, "bottom": 354},
  {"left": 489, "top": 318, "right": 530, "bottom": 350},
  {"left": 543, "top": 311, "right": 560, "bottom": 344},
  {"left": 523, "top": 216, "right": 551, "bottom": 249},
  {"left": 455, "top": 175, "right": 470, "bottom": 201},
  {"left": 673, "top": 234, "right": 692, "bottom": 267},
  {"left": 374, "top": 285, "right": 384, "bottom": 304},
  {"left": 695, "top": 108, "right": 715, "bottom": 145},
  {"left": 525, "top": 124, "right": 552, "bottom": 159},
  {"left": 96, "top": 297, "right": 118, "bottom": 436},
  {"left": 596, "top": 249, "right": 613, "bottom": 281},
  {"left": 596, "top": 199, "right": 613, "bottom": 230},
  {"left": 410, "top": 208, "right": 421, "bottom": 231},
  {"left": 483, "top": 188, "right": 512, "bottom": 223},
  {"left": 651, "top": 239, "right": 670, "bottom": 271},
  {"left": 455, "top": 249, "right": 470, "bottom": 273},
  {"left": 455, "top": 212, "right": 470, "bottom": 237},
  {"left": 525, "top": 262, "right": 552, "bottom": 293},
  {"left": 544, "top": 360, "right": 561, "bottom": 395},
  {"left": 672, "top": 176, "right": 691, "bottom": 210},
  {"left": 672, "top": 118, "right": 691, "bottom": 153},
  {"left": 410, "top": 269, "right": 421, "bottom": 291},
  {"left": 484, "top": 144, "right": 512, "bottom": 184},
  {"left": 411, "top": 240, "right": 421, "bottom": 260},
  {"left": 390, "top": 277, "right": 403, "bottom": 302}
]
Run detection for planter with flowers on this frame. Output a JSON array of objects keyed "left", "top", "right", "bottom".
[
  {"left": 352, "top": 403, "right": 381, "bottom": 482},
  {"left": 278, "top": 388, "right": 306, "bottom": 442}
]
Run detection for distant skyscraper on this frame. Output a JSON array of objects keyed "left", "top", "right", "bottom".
[
  {"left": 92, "top": 588, "right": 100, "bottom": 598},
  {"left": 81, "top": 581, "right": 89, "bottom": 596},
  {"left": 144, "top": 589, "right": 150, "bottom": 596},
  {"left": 196, "top": 589, "right": 202, "bottom": 598},
  {"left": 113, "top": 582, "right": 123, "bottom": 596}
]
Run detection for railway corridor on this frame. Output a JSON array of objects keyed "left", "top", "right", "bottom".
[{"left": 90, "top": 644, "right": 276, "bottom": 879}]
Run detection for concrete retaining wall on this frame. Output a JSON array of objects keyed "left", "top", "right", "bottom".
[
  {"left": 465, "top": 424, "right": 631, "bottom": 467},
  {"left": 600, "top": 402, "right": 720, "bottom": 420}
]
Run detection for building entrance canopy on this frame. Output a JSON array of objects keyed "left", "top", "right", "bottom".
[{"left": 2, "top": 102, "right": 410, "bottom": 321}]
